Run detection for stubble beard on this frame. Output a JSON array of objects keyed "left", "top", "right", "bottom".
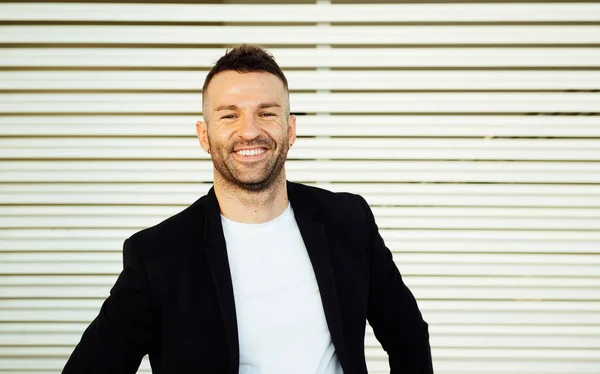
[{"left": 208, "top": 133, "right": 289, "bottom": 193}]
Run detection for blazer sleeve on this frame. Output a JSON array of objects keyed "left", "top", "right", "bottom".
[
  {"left": 359, "top": 195, "right": 434, "bottom": 374},
  {"left": 62, "top": 237, "right": 160, "bottom": 374}
]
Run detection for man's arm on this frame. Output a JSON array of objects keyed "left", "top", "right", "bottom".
[
  {"left": 359, "top": 196, "right": 434, "bottom": 373},
  {"left": 63, "top": 237, "right": 159, "bottom": 374}
]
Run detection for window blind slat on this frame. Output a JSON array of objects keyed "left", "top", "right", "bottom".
[{"left": 3, "top": 3, "right": 600, "bottom": 22}]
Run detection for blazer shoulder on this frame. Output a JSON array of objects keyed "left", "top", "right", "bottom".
[
  {"left": 127, "top": 194, "right": 208, "bottom": 248},
  {"left": 289, "top": 182, "right": 370, "bottom": 224}
]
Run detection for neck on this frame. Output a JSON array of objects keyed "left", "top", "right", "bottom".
[{"left": 213, "top": 173, "right": 289, "bottom": 224}]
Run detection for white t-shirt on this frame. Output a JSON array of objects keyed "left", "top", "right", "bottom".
[{"left": 221, "top": 203, "right": 343, "bottom": 374}]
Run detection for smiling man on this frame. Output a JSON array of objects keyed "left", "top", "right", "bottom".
[{"left": 63, "top": 45, "right": 433, "bottom": 374}]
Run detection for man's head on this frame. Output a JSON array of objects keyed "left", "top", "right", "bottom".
[
  {"left": 201, "top": 44, "right": 289, "bottom": 119},
  {"left": 196, "top": 45, "right": 296, "bottom": 192}
]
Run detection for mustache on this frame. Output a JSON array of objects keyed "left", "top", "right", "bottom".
[{"left": 231, "top": 136, "right": 276, "bottom": 150}]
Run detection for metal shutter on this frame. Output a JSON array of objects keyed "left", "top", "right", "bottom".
[{"left": 1, "top": 1, "right": 599, "bottom": 373}]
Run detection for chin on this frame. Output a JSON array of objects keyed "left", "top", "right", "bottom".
[
  {"left": 235, "top": 180, "right": 269, "bottom": 192},
  {"left": 234, "top": 174, "right": 281, "bottom": 192}
]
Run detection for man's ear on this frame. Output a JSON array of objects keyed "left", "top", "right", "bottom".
[
  {"left": 288, "top": 114, "right": 297, "bottom": 146},
  {"left": 196, "top": 120, "right": 210, "bottom": 154}
]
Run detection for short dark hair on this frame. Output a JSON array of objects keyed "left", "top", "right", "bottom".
[{"left": 202, "top": 44, "right": 288, "bottom": 100}]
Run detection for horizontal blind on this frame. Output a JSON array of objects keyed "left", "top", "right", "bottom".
[{"left": 1, "top": 2, "right": 599, "bottom": 374}]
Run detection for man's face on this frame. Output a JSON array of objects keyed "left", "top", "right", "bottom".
[{"left": 197, "top": 71, "right": 296, "bottom": 192}]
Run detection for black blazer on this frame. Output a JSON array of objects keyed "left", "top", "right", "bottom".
[{"left": 63, "top": 182, "right": 433, "bottom": 374}]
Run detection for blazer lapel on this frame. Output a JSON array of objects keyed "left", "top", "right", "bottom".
[
  {"left": 288, "top": 182, "right": 349, "bottom": 373},
  {"left": 202, "top": 187, "right": 239, "bottom": 374}
]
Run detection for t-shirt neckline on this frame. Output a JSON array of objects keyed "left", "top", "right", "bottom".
[{"left": 220, "top": 202, "right": 292, "bottom": 227}]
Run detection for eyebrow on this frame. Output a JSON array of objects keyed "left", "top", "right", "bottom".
[{"left": 215, "top": 103, "right": 282, "bottom": 112}]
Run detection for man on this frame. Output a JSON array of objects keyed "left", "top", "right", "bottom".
[{"left": 63, "top": 45, "right": 433, "bottom": 374}]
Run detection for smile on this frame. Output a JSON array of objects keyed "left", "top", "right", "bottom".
[{"left": 235, "top": 148, "right": 266, "bottom": 156}]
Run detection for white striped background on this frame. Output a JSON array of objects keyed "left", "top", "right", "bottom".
[{"left": 0, "top": 1, "right": 599, "bottom": 373}]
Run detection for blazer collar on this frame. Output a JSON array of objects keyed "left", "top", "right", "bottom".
[
  {"left": 287, "top": 182, "right": 349, "bottom": 372},
  {"left": 203, "top": 187, "right": 239, "bottom": 374},
  {"left": 202, "top": 182, "right": 348, "bottom": 373}
]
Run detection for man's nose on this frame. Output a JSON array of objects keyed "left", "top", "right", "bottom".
[{"left": 237, "top": 114, "right": 261, "bottom": 140}]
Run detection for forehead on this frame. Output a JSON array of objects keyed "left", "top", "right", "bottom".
[{"left": 204, "top": 71, "right": 287, "bottom": 108}]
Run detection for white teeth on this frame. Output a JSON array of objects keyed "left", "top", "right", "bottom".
[{"left": 236, "top": 148, "right": 265, "bottom": 156}]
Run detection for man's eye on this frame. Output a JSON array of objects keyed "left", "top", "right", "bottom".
[
  {"left": 260, "top": 113, "right": 275, "bottom": 117},
  {"left": 221, "top": 114, "right": 236, "bottom": 120}
]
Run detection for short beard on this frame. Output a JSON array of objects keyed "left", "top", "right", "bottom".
[
  {"left": 234, "top": 162, "right": 284, "bottom": 192},
  {"left": 209, "top": 133, "right": 289, "bottom": 193}
]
